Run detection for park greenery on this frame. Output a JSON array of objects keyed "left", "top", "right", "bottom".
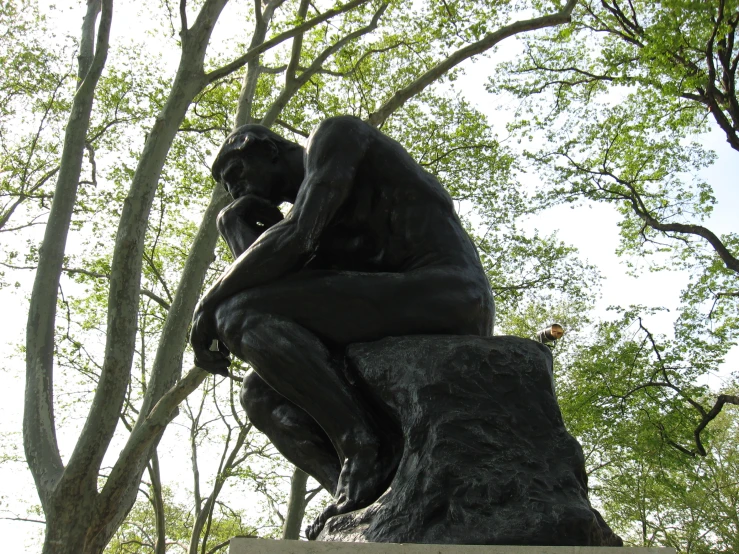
[{"left": 0, "top": 0, "right": 736, "bottom": 552}]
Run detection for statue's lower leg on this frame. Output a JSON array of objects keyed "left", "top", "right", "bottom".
[
  {"left": 219, "top": 310, "right": 401, "bottom": 537},
  {"left": 305, "top": 428, "right": 401, "bottom": 540},
  {"left": 240, "top": 371, "right": 341, "bottom": 494}
]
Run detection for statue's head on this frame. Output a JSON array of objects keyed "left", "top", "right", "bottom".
[{"left": 211, "top": 125, "right": 305, "bottom": 204}]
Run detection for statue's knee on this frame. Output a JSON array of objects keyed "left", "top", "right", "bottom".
[
  {"left": 214, "top": 300, "right": 241, "bottom": 347},
  {"left": 456, "top": 278, "right": 495, "bottom": 335},
  {"left": 214, "top": 297, "right": 266, "bottom": 349}
]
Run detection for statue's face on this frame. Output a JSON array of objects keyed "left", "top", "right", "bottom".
[
  {"left": 219, "top": 155, "right": 269, "bottom": 199},
  {"left": 213, "top": 126, "right": 303, "bottom": 205},
  {"left": 218, "top": 149, "right": 283, "bottom": 205}
]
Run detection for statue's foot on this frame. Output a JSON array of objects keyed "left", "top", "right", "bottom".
[{"left": 306, "top": 435, "right": 401, "bottom": 540}]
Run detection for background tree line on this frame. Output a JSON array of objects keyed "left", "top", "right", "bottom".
[{"left": 0, "top": 0, "right": 735, "bottom": 552}]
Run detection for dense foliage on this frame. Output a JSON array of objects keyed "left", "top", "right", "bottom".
[{"left": 0, "top": 1, "right": 735, "bottom": 552}]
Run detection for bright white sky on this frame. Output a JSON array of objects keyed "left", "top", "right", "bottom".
[{"left": 1, "top": 1, "right": 737, "bottom": 551}]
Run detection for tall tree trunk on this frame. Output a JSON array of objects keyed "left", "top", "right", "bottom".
[
  {"left": 25, "top": 2, "right": 235, "bottom": 552},
  {"left": 83, "top": 4, "right": 231, "bottom": 549},
  {"left": 22, "top": 3, "right": 113, "bottom": 553},
  {"left": 282, "top": 468, "right": 309, "bottom": 540},
  {"left": 77, "top": 0, "right": 102, "bottom": 85}
]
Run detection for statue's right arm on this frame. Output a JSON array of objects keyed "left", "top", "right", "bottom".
[
  {"left": 191, "top": 118, "right": 372, "bottom": 374},
  {"left": 197, "top": 117, "right": 372, "bottom": 312}
]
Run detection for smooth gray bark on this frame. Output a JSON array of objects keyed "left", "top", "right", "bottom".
[
  {"left": 233, "top": 0, "right": 282, "bottom": 127},
  {"left": 87, "top": 5, "right": 231, "bottom": 546},
  {"left": 77, "top": 0, "right": 102, "bottom": 85},
  {"left": 282, "top": 468, "right": 309, "bottom": 540},
  {"left": 25, "top": 1, "right": 231, "bottom": 551},
  {"left": 23, "top": 3, "right": 113, "bottom": 553},
  {"left": 24, "top": 0, "right": 111, "bottom": 519}
]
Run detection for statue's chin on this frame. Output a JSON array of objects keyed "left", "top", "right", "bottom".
[{"left": 233, "top": 186, "right": 281, "bottom": 206}]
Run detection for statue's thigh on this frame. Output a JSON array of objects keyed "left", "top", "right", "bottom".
[{"left": 221, "top": 267, "right": 488, "bottom": 345}]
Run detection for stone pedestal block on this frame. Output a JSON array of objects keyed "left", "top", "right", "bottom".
[{"left": 317, "top": 336, "right": 621, "bottom": 546}]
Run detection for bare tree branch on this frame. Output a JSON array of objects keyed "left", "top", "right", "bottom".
[
  {"left": 692, "top": 394, "right": 739, "bottom": 456},
  {"left": 0, "top": 166, "right": 59, "bottom": 231},
  {"left": 147, "top": 452, "right": 166, "bottom": 554},
  {"left": 180, "top": 0, "right": 188, "bottom": 35},
  {"left": 100, "top": 366, "right": 209, "bottom": 512},
  {"left": 261, "top": 2, "right": 389, "bottom": 127},
  {"left": 0, "top": 516, "right": 47, "bottom": 525},
  {"left": 285, "top": 0, "right": 310, "bottom": 86},
  {"left": 615, "top": 178, "right": 739, "bottom": 274},
  {"left": 368, "top": 0, "right": 578, "bottom": 127},
  {"left": 205, "top": 539, "right": 231, "bottom": 554},
  {"left": 77, "top": 0, "right": 102, "bottom": 86},
  {"left": 205, "top": 0, "right": 371, "bottom": 84},
  {"left": 545, "top": 148, "right": 739, "bottom": 276},
  {"left": 276, "top": 119, "right": 309, "bottom": 137},
  {"left": 615, "top": 320, "right": 739, "bottom": 458},
  {"left": 141, "top": 288, "right": 172, "bottom": 311}
]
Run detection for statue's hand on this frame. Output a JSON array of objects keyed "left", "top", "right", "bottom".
[
  {"left": 243, "top": 194, "right": 284, "bottom": 230},
  {"left": 218, "top": 195, "right": 284, "bottom": 257},
  {"left": 226, "top": 194, "right": 283, "bottom": 232},
  {"left": 190, "top": 302, "right": 231, "bottom": 377}
]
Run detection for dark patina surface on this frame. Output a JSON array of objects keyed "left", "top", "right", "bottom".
[
  {"left": 191, "top": 117, "right": 620, "bottom": 545},
  {"left": 319, "top": 336, "right": 622, "bottom": 546}
]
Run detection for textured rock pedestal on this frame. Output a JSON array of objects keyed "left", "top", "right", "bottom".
[{"left": 319, "top": 336, "right": 621, "bottom": 546}]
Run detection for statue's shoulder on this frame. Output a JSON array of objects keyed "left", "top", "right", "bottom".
[
  {"left": 304, "top": 117, "right": 377, "bottom": 164},
  {"left": 310, "top": 115, "right": 376, "bottom": 141}
]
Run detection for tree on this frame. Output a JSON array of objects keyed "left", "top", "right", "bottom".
[
  {"left": 491, "top": 0, "right": 739, "bottom": 445},
  {"left": 8, "top": 0, "right": 588, "bottom": 551},
  {"left": 556, "top": 307, "right": 738, "bottom": 550},
  {"left": 0, "top": 1, "right": 71, "bottom": 238},
  {"left": 22, "top": 0, "right": 392, "bottom": 551},
  {"left": 105, "top": 370, "right": 284, "bottom": 554},
  {"left": 473, "top": 2, "right": 739, "bottom": 548}
]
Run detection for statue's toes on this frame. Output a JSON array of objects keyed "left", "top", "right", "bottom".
[
  {"left": 305, "top": 517, "right": 323, "bottom": 541},
  {"left": 305, "top": 502, "right": 339, "bottom": 540},
  {"left": 305, "top": 447, "right": 401, "bottom": 541}
]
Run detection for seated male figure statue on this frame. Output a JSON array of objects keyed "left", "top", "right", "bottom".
[{"left": 190, "top": 116, "right": 494, "bottom": 538}]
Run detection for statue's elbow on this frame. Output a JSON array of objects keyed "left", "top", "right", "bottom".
[
  {"left": 216, "top": 204, "right": 237, "bottom": 238},
  {"left": 281, "top": 220, "right": 315, "bottom": 260},
  {"left": 216, "top": 214, "right": 228, "bottom": 238}
]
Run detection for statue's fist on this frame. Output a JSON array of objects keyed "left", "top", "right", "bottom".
[{"left": 221, "top": 194, "right": 283, "bottom": 230}]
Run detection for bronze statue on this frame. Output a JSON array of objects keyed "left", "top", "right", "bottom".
[{"left": 190, "top": 116, "right": 494, "bottom": 538}]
